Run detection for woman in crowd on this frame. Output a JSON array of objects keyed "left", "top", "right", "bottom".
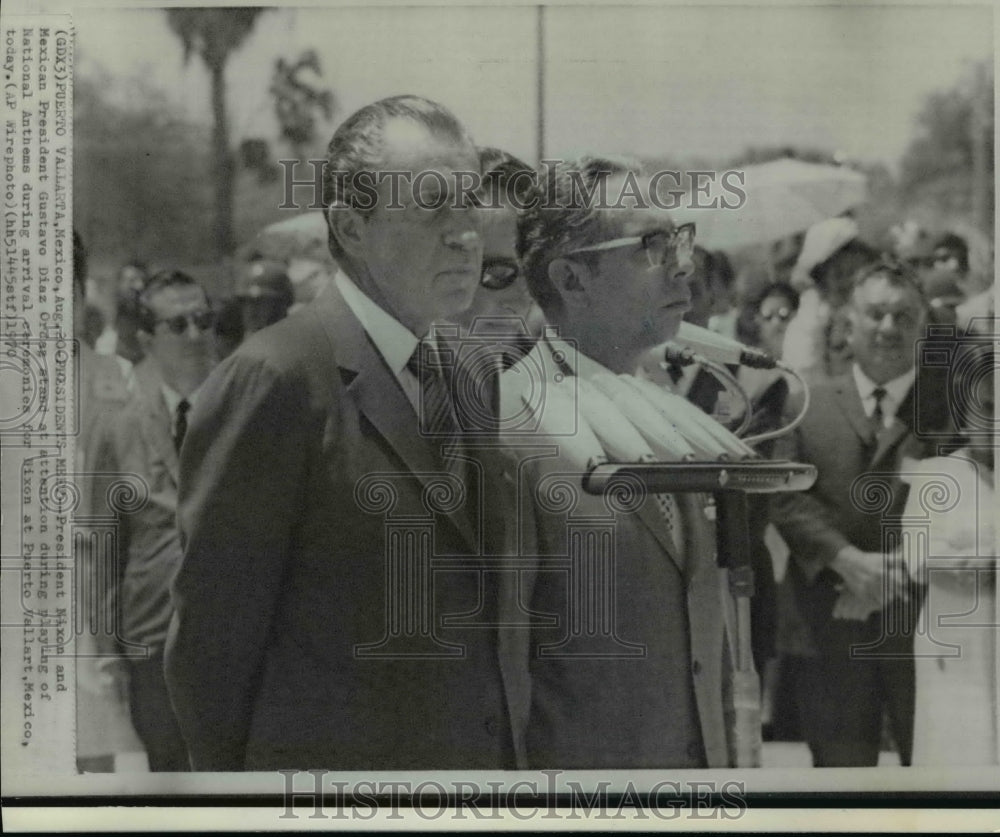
[{"left": 901, "top": 339, "right": 997, "bottom": 765}]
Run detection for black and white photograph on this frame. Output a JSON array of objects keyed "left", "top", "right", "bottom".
[{"left": 1, "top": 0, "right": 997, "bottom": 829}]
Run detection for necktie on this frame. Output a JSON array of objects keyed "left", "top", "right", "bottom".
[
  {"left": 655, "top": 492, "right": 683, "bottom": 555},
  {"left": 870, "top": 386, "right": 887, "bottom": 442},
  {"left": 174, "top": 398, "right": 190, "bottom": 453},
  {"left": 407, "top": 340, "right": 460, "bottom": 442}
]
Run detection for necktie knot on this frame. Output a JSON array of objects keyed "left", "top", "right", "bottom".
[{"left": 408, "top": 340, "right": 459, "bottom": 439}]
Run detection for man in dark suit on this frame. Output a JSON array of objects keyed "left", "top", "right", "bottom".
[
  {"left": 772, "top": 260, "right": 949, "bottom": 766},
  {"left": 100, "top": 269, "right": 219, "bottom": 771},
  {"left": 500, "top": 157, "right": 735, "bottom": 769},
  {"left": 165, "top": 96, "right": 515, "bottom": 771}
]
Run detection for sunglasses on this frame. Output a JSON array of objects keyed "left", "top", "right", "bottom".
[
  {"left": 481, "top": 258, "right": 521, "bottom": 291},
  {"left": 566, "top": 223, "right": 696, "bottom": 269},
  {"left": 759, "top": 306, "right": 794, "bottom": 323},
  {"left": 155, "top": 310, "right": 217, "bottom": 335}
]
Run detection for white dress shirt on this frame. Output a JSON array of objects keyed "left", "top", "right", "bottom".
[
  {"left": 851, "top": 363, "right": 916, "bottom": 430},
  {"left": 335, "top": 271, "right": 421, "bottom": 411},
  {"left": 161, "top": 383, "right": 201, "bottom": 440}
]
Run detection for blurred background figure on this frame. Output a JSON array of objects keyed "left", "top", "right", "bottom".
[
  {"left": 234, "top": 258, "right": 295, "bottom": 337},
  {"left": 901, "top": 336, "right": 997, "bottom": 766},
  {"left": 454, "top": 147, "right": 544, "bottom": 340},
  {"left": 102, "top": 269, "right": 220, "bottom": 772},
  {"left": 889, "top": 219, "right": 935, "bottom": 268},
  {"left": 917, "top": 232, "right": 972, "bottom": 326},
  {"left": 72, "top": 231, "right": 145, "bottom": 773},
  {"left": 705, "top": 249, "right": 738, "bottom": 339},
  {"left": 732, "top": 281, "right": 802, "bottom": 729},
  {"left": 783, "top": 216, "right": 880, "bottom": 382},
  {"left": 95, "top": 261, "right": 151, "bottom": 365}
]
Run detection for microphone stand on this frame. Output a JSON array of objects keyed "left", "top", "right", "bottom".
[{"left": 583, "top": 458, "right": 816, "bottom": 768}]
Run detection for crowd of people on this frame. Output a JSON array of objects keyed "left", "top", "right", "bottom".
[{"left": 73, "top": 94, "right": 996, "bottom": 774}]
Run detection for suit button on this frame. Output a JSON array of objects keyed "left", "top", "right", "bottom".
[
  {"left": 485, "top": 717, "right": 497, "bottom": 737},
  {"left": 692, "top": 660, "right": 702, "bottom": 675}
]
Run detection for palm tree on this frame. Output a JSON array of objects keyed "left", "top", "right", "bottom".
[{"left": 166, "top": 7, "right": 266, "bottom": 256}]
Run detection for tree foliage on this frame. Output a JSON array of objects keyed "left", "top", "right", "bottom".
[{"left": 165, "top": 7, "right": 267, "bottom": 256}]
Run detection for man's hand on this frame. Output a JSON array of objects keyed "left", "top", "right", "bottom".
[
  {"left": 77, "top": 656, "right": 130, "bottom": 705},
  {"left": 831, "top": 588, "right": 881, "bottom": 621},
  {"left": 830, "top": 546, "right": 910, "bottom": 611}
]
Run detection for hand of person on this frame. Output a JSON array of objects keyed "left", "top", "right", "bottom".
[
  {"left": 831, "top": 588, "right": 881, "bottom": 621},
  {"left": 831, "top": 546, "right": 910, "bottom": 610},
  {"left": 77, "top": 656, "right": 130, "bottom": 704}
]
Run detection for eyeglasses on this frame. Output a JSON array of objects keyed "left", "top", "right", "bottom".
[
  {"left": 155, "top": 310, "right": 217, "bottom": 335},
  {"left": 566, "top": 223, "right": 696, "bottom": 269},
  {"left": 481, "top": 258, "right": 520, "bottom": 291},
  {"left": 759, "top": 306, "right": 794, "bottom": 323}
]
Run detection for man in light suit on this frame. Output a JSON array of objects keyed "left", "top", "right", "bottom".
[
  {"left": 165, "top": 96, "right": 516, "bottom": 770},
  {"left": 772, "top": 260, "right": 951, "bottom": 766},
  {"left": 500, "top": 157, "right": 735, "bottom": 768},
  {"left": 101, "top": 269, "right": 218, "bottom": 771}
]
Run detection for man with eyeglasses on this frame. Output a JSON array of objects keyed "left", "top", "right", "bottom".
[
  {"left": 772, "top": 261, "right": 952, "bottom": 767},
  {"left": 166, "top": 96, "right": 517, "bottom": 771},
  {"left": 499, "top": 157, "right": 736, "bottom": 769},
  {"left": 97, "top": 268, "right": 219, "bottom": 771}
]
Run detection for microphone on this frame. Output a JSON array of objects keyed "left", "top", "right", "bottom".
[{"left": 664, "top": 322, "right": 778, "bottom": 369}]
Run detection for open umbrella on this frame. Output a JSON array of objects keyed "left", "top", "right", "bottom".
[{"left": 676, "top": 158, "right": 868, "bottom": 252}]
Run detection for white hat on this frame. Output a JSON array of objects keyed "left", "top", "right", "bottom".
[{"left": 791, "top": 217, "right": 859, "bottom": 287}]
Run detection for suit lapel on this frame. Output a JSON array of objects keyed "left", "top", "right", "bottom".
[
  {"left": 310, "top": 286, "right": 476, "bottom": 550},
  {"left": 832, "top": 374, "right": 874, "bottom": 445},
  {"left": 871, "top": 382, "right": 915, "bottom": 467},
  {"left": 134, "top": 361, "right": 180, "bottom": 486}
]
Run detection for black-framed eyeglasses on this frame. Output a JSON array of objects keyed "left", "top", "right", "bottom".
[
  {"left": 481, "top": 258, "right": 521, "bottom": 291},
  {"left": 155, "top": 310, "right": 217, "bottom": 335},
  {"left": 566, "top": 223, "right": 696, "bottom": 269}
]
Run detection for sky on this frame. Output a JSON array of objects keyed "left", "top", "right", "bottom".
[{"left": 70, "top": 2, "right": 994, "bottom": 170}]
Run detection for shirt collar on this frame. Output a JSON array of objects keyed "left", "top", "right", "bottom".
[
  {"left": 160, "top": 382, "right": 200, "bottom": 416},
  {"left": 852, "top": 363, "right": 915, "bottom": 414},
  {"left": 335, "top": 270, "right": 419, "bottom": 376}
]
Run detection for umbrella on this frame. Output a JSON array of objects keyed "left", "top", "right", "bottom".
[
  {"left": 675, "top": 158, "right": 868, "bottom": 252},
  {"left": 238, "top": 212, "right": 337, "bottom": 304}
]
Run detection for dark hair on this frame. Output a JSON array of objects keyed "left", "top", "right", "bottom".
[
  {"left": 932, "top": 232, "right": 970, "bottom": 274},
  {"left": 737, "top": 282, "right": 800, "bottom": 345},
  {"left": 753, "top": 281, "right": 800, "bottom": 313},
  {"left": 850, "top": 258, "right": 927, "bottom": 308},
  {"left": 321, "top": 95, "right": 475, "bottom": 261},
  {"left": 72, "top": 230, "right": 87, "bottom": 298},
  {"left": 137, "top": 270, "right": 207, "bottom": 333},
  {"left": 705, "top": 249, "right": 735, "bottom": 289},
  {"left": 478, "top": 146, "right": 534, "bottom": 208},
  {"left": 517, "top": 156, "right": 632, "bottom": 321}
]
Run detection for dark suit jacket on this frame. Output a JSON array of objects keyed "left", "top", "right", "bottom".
[
  {"left": 165, "top": 285, "right": 514, "bottom": 771},
  {"left": 771, "top": 370, "right": 949, "bottom": 648},
  {"left": 499, "top": 341, "right": 735, "bottom": 769}
]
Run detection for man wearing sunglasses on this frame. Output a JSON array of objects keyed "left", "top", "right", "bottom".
[
  {"left": 97, "top": 269, "right": 219, "bottom": 770},
  {"left": 500, "top": 157, "right": 736, "bottom": 769}
]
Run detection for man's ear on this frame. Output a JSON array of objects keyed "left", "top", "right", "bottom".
[
  {"left": 547, "top": 256, "right": 590, "bottom": 305},
  {"left": 327, "top": 205, "right": 367, "bottom": 259}
]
